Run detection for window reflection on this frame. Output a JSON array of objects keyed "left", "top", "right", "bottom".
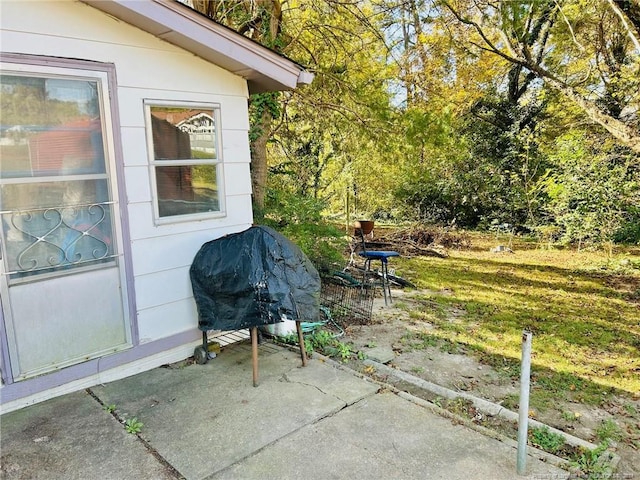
[
  {"left": 0, "top": 76, "right": 105, "bottom": 178},
  {"left": 148, "top": 105, "right": 220, "bottom": 218},
  {"left": 150, "top": 107, "right": 216, "bottom": 160}
]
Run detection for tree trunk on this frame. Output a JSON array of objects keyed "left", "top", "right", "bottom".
[
  {"left": 540, "top": 73, "right": 640, "bottom": 154},
  {"left": 251, "top": 108, "right": 273, "bottom": 210}
]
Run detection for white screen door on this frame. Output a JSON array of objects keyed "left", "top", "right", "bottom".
[{"left": 0, "top": 64, "right": 131, "bottom": 381}]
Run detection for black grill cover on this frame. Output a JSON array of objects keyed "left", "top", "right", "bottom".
[{"left": 190, "top": 225, "right": 321, "bottom": 331}]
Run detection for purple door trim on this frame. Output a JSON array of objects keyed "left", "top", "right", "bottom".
[
  {"left": 1, "top": 329, "right": 200, "bottom": 405},
  {"left": 0, "top": 53, "right": 139, "bottom": 386}
]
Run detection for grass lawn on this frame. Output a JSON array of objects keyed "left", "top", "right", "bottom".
[{"left": 394, "top": 233, "right": 640, "bottom": 406}]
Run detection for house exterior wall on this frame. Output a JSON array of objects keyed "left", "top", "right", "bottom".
[{"left": 0, "top": 0, "right": 254, "bottom": 411}]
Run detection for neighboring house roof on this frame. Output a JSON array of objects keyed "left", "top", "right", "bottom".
[{"left": 81, "top": 0, "right": 314, "bottom": 94}]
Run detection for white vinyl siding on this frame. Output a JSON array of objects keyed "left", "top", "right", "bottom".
[{"left": 1, "top": 0, "right": 254, "bottom": 342}]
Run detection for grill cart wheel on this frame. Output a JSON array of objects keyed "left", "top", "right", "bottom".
[{"left": 194, "top": 345, "right": 208, "bottom": 365}]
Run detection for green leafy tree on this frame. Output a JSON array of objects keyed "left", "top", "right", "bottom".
[
  {"left": 376, "top": 0, "right": 639, "bottom": 238},
  {"left": 440, "top": 0, "right": 640, "bottom": 154},
  {"left": 458, "top": 92, "right": 551, "bottom": 228},
  {"left": 545, "top": 131, "right": 640, "bottom": 251},
  {"left": 268, "top": 1, "right": 397, "bottom": 222}
]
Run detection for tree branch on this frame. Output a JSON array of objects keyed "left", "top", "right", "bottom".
[
  {"left": 442, "top": 0, "right": 640, "bottom": 154},
  {"left": 441, "top": 0, "right": 527, "bottom": 66},
  {"left": 608, "top": 0, "right": 640, "bottom": 52}
]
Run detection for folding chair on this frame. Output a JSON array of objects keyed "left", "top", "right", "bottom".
[{"left": 354, "top": 221, "right": 400, "bottom": 305}]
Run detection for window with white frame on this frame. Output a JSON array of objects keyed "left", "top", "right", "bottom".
[{"left": 145, "top": 102, "right": 224, "bottom": 221}]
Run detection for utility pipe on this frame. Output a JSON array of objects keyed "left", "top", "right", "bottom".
[
  {"left": 363, "top": 358, "right": 596, "bottom": 452},
  {"left": 517, "top": 331, "right": 533, "bottom": 475}
]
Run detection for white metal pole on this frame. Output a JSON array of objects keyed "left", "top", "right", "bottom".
[{"left": 517, "top": 330, "right": 533, "bottom": 475}]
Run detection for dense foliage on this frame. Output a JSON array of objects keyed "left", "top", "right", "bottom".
[{"left": 191, "top": 0, "right": 640, "bottom": 247}]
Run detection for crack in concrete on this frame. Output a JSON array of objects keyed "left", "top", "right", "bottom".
[
  {"left": 279, "top": 368, "right": 377, "bottom": 409},
  {"left": 279, "top": 372, "right": 331, "bottom": 398},
  {"left": 85, "top": 388, "right": 185, "bottom": 480},
  {"left": 202, "top": 379, "right": 375, "bottom": 480}
]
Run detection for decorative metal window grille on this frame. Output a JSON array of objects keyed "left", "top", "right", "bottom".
[{"left": 1, "top": 201, "right": 116, "bottom": 276}]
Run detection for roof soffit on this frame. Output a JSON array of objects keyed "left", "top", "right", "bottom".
[{"left": 81, "top": 0, "right": 312, "bottom": 93}]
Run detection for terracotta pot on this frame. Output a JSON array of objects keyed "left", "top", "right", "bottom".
[{"left": 355, "top": 220, "right": 375, "bottom": 235}]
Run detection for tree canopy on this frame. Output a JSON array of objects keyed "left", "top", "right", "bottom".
[{"left": 190, "top": 0, "right": 640, "bottom": 246}]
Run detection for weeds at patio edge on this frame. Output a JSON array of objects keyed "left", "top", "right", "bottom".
[{"left": 279, "top": 328, "right": 357, "bottom": 363}]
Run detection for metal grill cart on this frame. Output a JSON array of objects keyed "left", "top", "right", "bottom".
[{"left": 190, "top": 226, "right": 321, "bottom": 387}]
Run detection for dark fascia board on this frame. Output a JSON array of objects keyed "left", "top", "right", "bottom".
[{"left": 81, "top": 0, "right": 314, "bottom": 94}]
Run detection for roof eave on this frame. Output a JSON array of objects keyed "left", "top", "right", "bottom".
[{"left": 81, "top": 0, "right": 313, "bottom": 94}]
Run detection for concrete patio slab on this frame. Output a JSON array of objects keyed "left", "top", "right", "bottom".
[
  {"left": 210, "top": 391, "right": 569, "bottom": 480},
  {"left": 90, "top": 343, "right": 379, "bottom": 480},
  {"left": 0, "top": 390, "right": 175, "bottom": 480},
  {"left": 1, "top": 341, "right": 570, "bottom": 480}
]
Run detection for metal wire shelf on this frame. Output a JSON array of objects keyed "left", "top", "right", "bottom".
[{"left": 320, "top": 274, "right": 375, "bottom": 325}]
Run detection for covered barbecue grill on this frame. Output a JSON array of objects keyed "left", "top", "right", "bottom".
[{"left": 190, "top": 225, "right": 321, "bottom": 385}]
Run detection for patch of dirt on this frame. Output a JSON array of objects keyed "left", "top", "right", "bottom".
[{"left": 339, "top": 288, "right": 640, "bottom": 478}]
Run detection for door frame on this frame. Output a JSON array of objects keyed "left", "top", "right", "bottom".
[{"left": 0, "top": 53, "right": 138, "bottom": 386}]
